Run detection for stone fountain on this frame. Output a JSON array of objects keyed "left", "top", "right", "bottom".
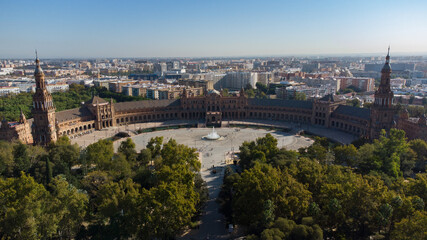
[{"left": 203, "top": 127, "right": 221, "bottom": 140}]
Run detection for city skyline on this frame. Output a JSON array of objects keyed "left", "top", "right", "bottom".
[{"left": 1, "top": 0, "right": 427, "bottom": 58}]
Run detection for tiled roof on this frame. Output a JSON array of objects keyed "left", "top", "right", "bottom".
[
  {"left": 248, "top": 98, "right": 313, "bottom": 109},
  {"left": 333, "top": 105, "right": 371, "bottom": 120},
  {"left": 86, "top": 96, "right": 108, "bottom": 104},
  {"left": 114, "top": 99, "right": 181, "bottom": 112},
  {"left": 56, "top": 107, "right": 93, "bottom": 123}
]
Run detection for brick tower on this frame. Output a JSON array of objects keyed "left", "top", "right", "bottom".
[
  {"left": 32, "top": 53, "right": 57, "bottom": 145},
  {"left": 370, "top": 47, "right": 395, "bottom": 139}
]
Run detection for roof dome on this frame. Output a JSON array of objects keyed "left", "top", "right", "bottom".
[
  {"left": 381, "top": 47, "right": 391, "bottom": 73},
  {"left": 34, "top": 58, "right": 44, "bottom": 75},
  {"left": 35, "top": 66, "right": 43, "bottom": 75},
  {"left": 381, "top": 62, "right": 391, "bottom": 73}
]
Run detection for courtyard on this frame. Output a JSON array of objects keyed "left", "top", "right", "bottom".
[{"left": 113, "top": 127, "right": 313, "bottom": 170}]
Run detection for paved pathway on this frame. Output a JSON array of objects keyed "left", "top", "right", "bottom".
[
  {"left": 226, "top": 119, "right": 358, "bottom": 144},
  {"left": 70, "top": 120, "right": 198, "bottom": 148}
]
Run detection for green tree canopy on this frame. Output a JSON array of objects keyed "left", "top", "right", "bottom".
[
  {"left": 0, "top": 173, "right": 56, "bottom": 239},
  {"left": 84, "top": 139, "right": 114, "bottom": 170},
  {"left": 118, "top": 138, "right": 137, "bottom": 162}
]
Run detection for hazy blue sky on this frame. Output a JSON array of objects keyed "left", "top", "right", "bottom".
[{"left": 1, "top": 0, "right": 426, "bottom": 58}]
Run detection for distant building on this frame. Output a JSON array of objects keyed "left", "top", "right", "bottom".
[
  {"left": 31, "top": 83, "right": 69, "bottom": 93},
  {"left": 79, "top": 61, "right": 92, "bottom": 69},
  {"left": 154, "top": 63, "right": 167, "bottom": 75},
  {"left": 293, "top": 77, "right": 339, "bottom": 91},
  {"left": 0, "top": 67, "right": 14, "bottom": 76},
  {"left": 108, "top": 81, "right": 137, "bottom": 93},
  {"left": 335, "top": 77, "right": 375, "bottom": 92},
  {"left": 166, "top": 61, "right": 180, "bottom": 70},
  {"left": 365, "top": 63, "right": 415, "bottom": 72},
  {"left": 276, "top": 86, "right": 296, "bottom": 100},
  {"left": 178, "top": 79, "right": 214, "bottom": 91},
  {"left": 302, "top": 63, "right": 320, "bottom": 73},
  {"left": 218, "top": 72, "right": 258, "bottom": 90},
  {"left": 257, "top": 72, "right": 273, "bottom": 85},
  {"left": 0, "top": 86, "right": 20, "bottom": 96},
  {"left": 128, "top": 73, "right": 159, "bottom": 80},
  {"left": 390, "top": 78, "right": 407, "bottom": 88},
  {"left": 146, "top": 88, "right": 159, "bottom": 100}
]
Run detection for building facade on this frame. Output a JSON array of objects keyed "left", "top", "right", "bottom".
[
  {"left": 0, "top": 110, "right": 33, "bottom": 144},
  {"left": 335, "top": 77, "right": 375, "bottom": 92},
  {"left": 397, "top": 109, "right": 427, "bottom": 141},
  {"left": 1, "top": 52, "right": 426, "bottom": 145}
]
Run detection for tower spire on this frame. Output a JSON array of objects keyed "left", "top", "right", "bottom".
[
  {"left": 386, "top": 46, "right": 390, "bottom": 63},
  {"left": 19, "top": 107, "right": 27, "bottom": 123},
  {"left": 35, "top": 49, "right": 40, "bottom": 66},
  {"left": 34, "top": 50, "right": 43, "bottom": 76}
]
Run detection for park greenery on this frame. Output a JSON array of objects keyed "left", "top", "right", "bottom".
[
  {"left": 0, "top": 136, "right": 208, "bottom": 239},
  {"left": 218, "top": 129, "right": 427, "bottom": 239},
  {"left": 0, "top": 126, "right": 425, "bottom": 239},
  {"left": 405, "top": 104, "right": 427, "bottom": 116},
  {"left": 0, "top": 84, "right": 147, "bottom": 122},
  {"left": 347, "top": 98, "right": 361, "bottom": 108}
]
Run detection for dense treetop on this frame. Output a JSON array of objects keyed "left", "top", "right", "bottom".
[
  {"left": 0, "top": 126, "right": 426, "bottom": 239},
  {"left": 219, "top": 130, "right": 426, "bottom": 240},
  {"left": 0, "top": 136, "right": 207, "bottom": 239}
]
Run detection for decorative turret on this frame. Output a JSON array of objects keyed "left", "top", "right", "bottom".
[
  {"left": 400, "top": 108, "right": 409, "bottom": 120},
  {"left": 239, "top": 87, "right": 245, "bottom": 97},
  {"left": 182, "top": 87, "right": 188, "bottom": 99},
  {"left": 34, "top": 51, "right": 46, "bottom": 89},
  {"left": 374, "top": 46, "right": 394, "bottom": 108},
  {"left": 381, "top": 47, "right": 391, "bottom": 74},
  {"left": 31, "top": 52, "right": 57, "bottom": 145},
  {"left": 370, "top": 47, "right": 396, "bottom": 139},
  {"left": 19, "top": 108, "right": 27, "bottom": 123}
]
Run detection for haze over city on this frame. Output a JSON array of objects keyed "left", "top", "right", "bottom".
[{"left": 1, "top": 0, "right": 427, "bottom": 58}]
